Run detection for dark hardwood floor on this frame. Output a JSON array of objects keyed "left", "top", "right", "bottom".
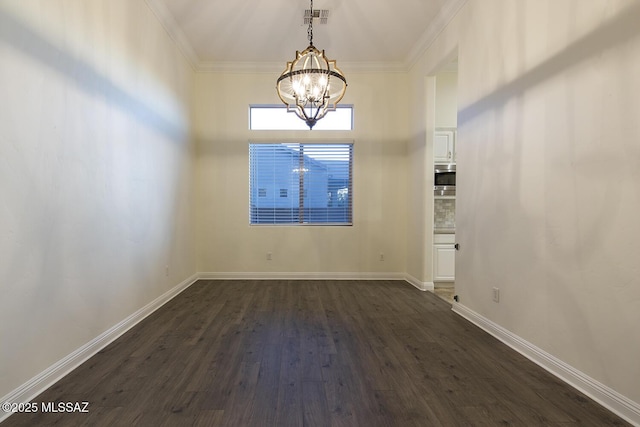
[{"left": 2, "top": 280, "right": 630, "bottom": 426}]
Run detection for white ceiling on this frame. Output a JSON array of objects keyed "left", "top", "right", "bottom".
[{"left": 146, "top": 0, "right": 466, "bottom": 72}]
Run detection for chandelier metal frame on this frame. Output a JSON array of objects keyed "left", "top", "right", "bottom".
[{"left": 276, "top": 0, "right": 347, "bottom": 129}]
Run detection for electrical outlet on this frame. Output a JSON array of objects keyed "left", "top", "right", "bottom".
[
  {"left": 379, "top": 253, "right": 384, "bottom": 261},
  {"left": 492, "top": 287, "right": 500, "bottom": 303},
  {"left": 266, "top": 252, "right": 272, "bottom": 261}
]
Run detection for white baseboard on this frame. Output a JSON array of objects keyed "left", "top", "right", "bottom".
[
  {"left": 404, "top": 274, "right": 433, "bottom": 292},
  {"left": 10, "top": 275, "right": 635, "bottom": 425},
  {"left": 198, "top": 272, "right": 430, "bottom": 293},
  {"left": 0, "top": 273, "right": 199, "bottom": 424},
  {"left": 198, "top": 271, "right": 408, "bottom": 281},
  {"left": 452, "top": 302, "right": 640, "bottom": 426}
]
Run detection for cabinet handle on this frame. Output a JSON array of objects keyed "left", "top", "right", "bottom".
[{"left": 454, "top": 243, "right": 460, "bottom": 250}]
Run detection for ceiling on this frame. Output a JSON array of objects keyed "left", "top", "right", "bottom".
[{"left": 146, "top": 0, "right": 466, "bottom": 72}]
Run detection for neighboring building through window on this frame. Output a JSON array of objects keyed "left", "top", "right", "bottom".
[{"left": 249, "top": 143, "right": 353, "bottom": 225}]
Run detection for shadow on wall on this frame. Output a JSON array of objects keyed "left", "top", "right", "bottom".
[
  {"left": 456, "top": 1, "right": 640, "bottom": 390},
  {"left": 458, "top": 1, "right": 640, "bottom": 126},
  {"left": 458, "top": 1, "right": 640, "bottom": 273},
  {"left": 0, "top": 4, "right": 187, "bottom": 141}
]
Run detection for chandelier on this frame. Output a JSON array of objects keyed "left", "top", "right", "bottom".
[{"left": 276, "top": 0, "right": 347, "bottom": 129}]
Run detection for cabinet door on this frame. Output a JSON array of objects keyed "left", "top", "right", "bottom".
[
  {"left": 433, "top": 244, "right": 455, "bottom": 281},
  {"left": 434, "top": 131, "right": 455, "bottom": 163}
]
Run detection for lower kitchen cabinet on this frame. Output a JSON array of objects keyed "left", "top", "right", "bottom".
[{"left": 433, "top": 234, "right": 455, "bottom": 281}]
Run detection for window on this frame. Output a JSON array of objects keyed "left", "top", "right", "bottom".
[
  {"left": 249, "top": 143, "right": 353, "bottom": 225},
  {"left": 250, "top": 105, "right": 353, "bottom": 130}
]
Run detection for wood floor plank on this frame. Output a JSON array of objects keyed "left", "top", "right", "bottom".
[
  {"left": 192, "top": 409, "right": 224, "bottom": 427},
  {"left": 1, "top": 280, "right": 631, "bottom": 427},
  {"left": 302, "top": 381, "right": 330, "bottom": 427},
  {"left": 247, "top": 343, "right": 281, "bottom": 427},
  {"left": 220, "top": 361, "right": 261, "bottom": 426},
  {"left": 275, "top": 382, "right": 302, "bottom": 427},
  {"left": 320, "top": 353, "right": 362, "bottom": 427}
]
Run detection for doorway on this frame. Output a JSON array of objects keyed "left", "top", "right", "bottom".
[{"left": 432, "top": 58, "right": 458, "bottom": 303}]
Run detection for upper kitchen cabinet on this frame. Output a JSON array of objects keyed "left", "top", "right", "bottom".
[{"left": 434, "top": 129, "right": 456, "bottom": 164}]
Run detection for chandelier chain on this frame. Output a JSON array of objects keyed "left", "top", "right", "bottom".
[{"left": 307, "top": 0, "right": 314, "bottom": 46}]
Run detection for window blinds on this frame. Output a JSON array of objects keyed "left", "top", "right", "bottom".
[{"left": 249, "top": 143, "right": 353, "bottom": 225}]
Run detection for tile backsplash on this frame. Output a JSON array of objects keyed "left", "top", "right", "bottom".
[{"left": 434, "top": 198, "right": 455, "bottom": 229}]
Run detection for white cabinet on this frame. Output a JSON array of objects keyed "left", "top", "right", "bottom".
[
  {"left": 433, "top": 234, "right": 456, "bottom": 282},
  {"left": 434, "top": 129, "right": 456, "bottom": 164},
  {"left": 432, "top": 128, "right": 457, "bottom": 282},
  {"left": 434, "top": 245, "right": 456, "bottom": 281}
]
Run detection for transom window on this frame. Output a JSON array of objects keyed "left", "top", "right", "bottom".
[
  {"left": 249, "top": 105, "right": 353, "bottom": 131},
  {"left": 249, "top": 143, "right": 353, "bottom": 225}
]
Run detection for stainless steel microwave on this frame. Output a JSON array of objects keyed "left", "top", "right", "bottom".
[{"left": 434, "top": 164, "right": 455, "bottom": 196}]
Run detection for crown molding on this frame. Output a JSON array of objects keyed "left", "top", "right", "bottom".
[
  {"left": 196, "top": 60, "right": 408, "bottom": 74},
  {"left": 405, "top": 0, "right": 468, "bottom": 70},
  {"left": 144, "top": 0, "right": 200, "bottom": 70},
  {"left": 340, "top": 61, "right": 408, "bottom": 74},
  {"left": 145, "top": 0, "right": 467, "bottom": 74},
  {"left": 197, "top": 61, "right": 285, "bottom": 74}
]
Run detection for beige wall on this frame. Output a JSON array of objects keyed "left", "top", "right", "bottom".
[
  {"left": 412, "top": 0, "right": 640, "bottom": 407},
  {"left": 3, "top": 0, "right": 639, "bottom": 418},
  {"left": 436, "top": 72, "right": 458, "bottom": 128},
  {"left": 0, "top": 1, "right": 196, "bottom": 398},
  {"left": 194, "top": 71, "right": 409, "bottom": 276}
]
